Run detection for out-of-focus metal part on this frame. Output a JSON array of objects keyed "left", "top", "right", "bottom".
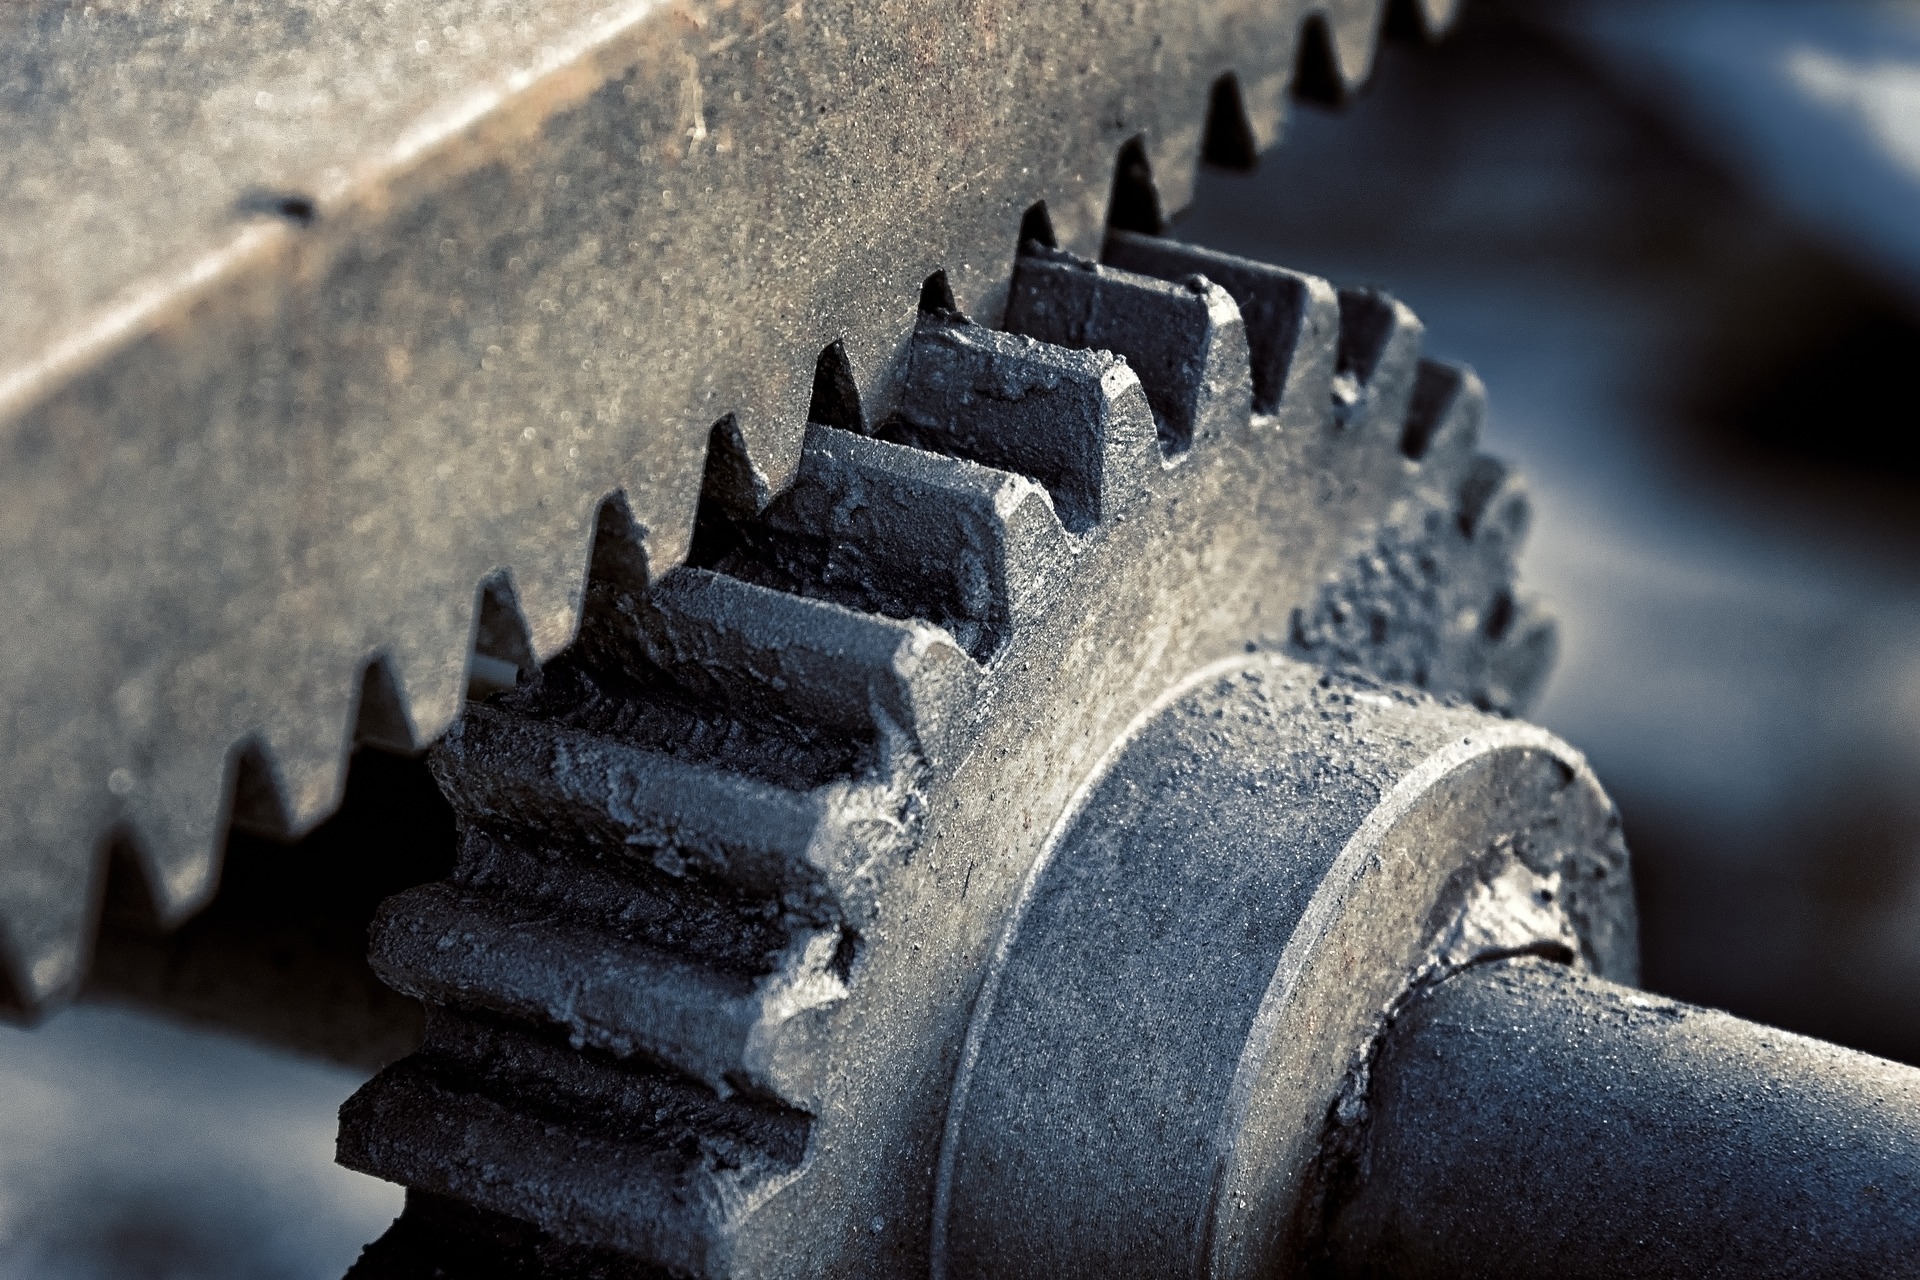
[
  {"left": 333, "top": 232, "right": 1550, "bottom": 1277},
  {"left": 934, "top": 667, "right": 1632, "bottom": 1280},
  {"left": 1318, "top": 956, "right": 1920, "bottom": 1279},
  {"left": 0, "top": 0, "right": 1461, "bottom": 1015}
]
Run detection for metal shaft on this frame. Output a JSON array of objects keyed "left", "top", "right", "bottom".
[{"left": 1322, "top": 957, "right": 1920, "bottom": 1279}]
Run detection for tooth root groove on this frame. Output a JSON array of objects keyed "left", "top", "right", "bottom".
[
  {"left": 1003, "top": 244, "right": 1252, "bottom": 453},
  {"left": 1457, "top": 453, "right": 1531, "bottom": 549},
  {"left": 884, "top": 315, "right": 1159, "bottom": 531},
  {"left": 1099, "top": 230, "right": 1340, "bottom": 422}
]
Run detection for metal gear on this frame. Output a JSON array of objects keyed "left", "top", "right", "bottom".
[
  {"left": 333, "top": 229, "right": 1573, "bottom": 1277},
  {"left": 0, "top": 0, "right": 1467, "bottom": 1017}
]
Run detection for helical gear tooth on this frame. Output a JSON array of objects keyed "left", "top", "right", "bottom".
[
  {"left": 340, "top": 1011, "right": 806, "bottom": 1279},
  {"left": 717, "top": 423, "right": 1070, "bottom": 659},
  {"left": 1099, "top": 230, "right": 1341, "bottom": 423},
  {"left": 884, "top": 316, "right": 1158, "bottom": 531},
  {"left": 1332, "top": 287, "right": 1426, "bottom": 446},
  {"left": 1002, "top": 244, "right": 1253, "bottom": 454}
]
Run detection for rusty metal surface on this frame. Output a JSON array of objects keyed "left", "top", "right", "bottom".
[{"left": 0, "top": 0, "right": 1462, "bottom": 1011}]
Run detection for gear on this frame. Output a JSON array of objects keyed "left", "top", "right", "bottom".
[
  {"left": 0, "top": 0, "right": 1468, "bottom": 1019},
  {"left": 335, "top": 229, "right": 1554, "bottom": 1277}
]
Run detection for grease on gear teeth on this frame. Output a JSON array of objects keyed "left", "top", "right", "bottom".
[{"left": 336, "top": 233, "right": 1551, "bottom": 1278}]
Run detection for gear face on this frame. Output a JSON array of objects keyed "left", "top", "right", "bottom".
[{"left": 337, "top": 230, "right": 1570, "bottom": 1278}]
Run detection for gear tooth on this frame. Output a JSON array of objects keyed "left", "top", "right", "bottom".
[
  {"left": 1004, "top": 246, "right": 1252, "bottom": 454},
  {"left": 340, "top": 1013, "right": 806, "bottom": 1278},
  {"left": 1100, "top": 231, "right": 1341, "bottom": 421},
  {"left": 115, "top": 748, "right": 229, "bottom": 924},
  {"left": 246, "top": 697, "right": 357, "bottom": 838},
  {"left": 712, "top": 424, "right": 1067, "bottom": 661},
  {"left": 885, "top": 318, "right": 1156, "bottom": 530},
  {"left": 1486, "top": 603, "right": 1559, "bottom": 717},
  {"left": 1457, "top": 453, "right": 1532, "bottom": 551},
  {"left": 1395, "top": 0, "right": 1464, "bottom": 40},
  {"left": 1399, "top": 359, "right": 1485, "bottom": 493},
  {"left": 1227, "top": 64, "right": 1290, "bottom": 158},
  {"left": 366, "top": 880, "right": 839, "bottom": 1107},
  {"left": 431, "top": 704, "right": 882, "bottom": 911},
  {"left": 640, "top": 568, "right": 978, "bottom": 769},
  {"left": 1332, "top": 287, "right": 1425, "bottom": 447},
  {"left": 495, "top": 528, "right": 595, "bottom": 666}
]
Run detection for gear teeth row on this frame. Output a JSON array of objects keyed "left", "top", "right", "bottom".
[{"left": 340, "top": 230, "right": 1540, "bottom": 1275}]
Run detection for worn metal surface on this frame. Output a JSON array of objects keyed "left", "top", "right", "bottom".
[
  {"left": 1320, "top": 956, "right": 1920, "bottom": 1279},
  {"left": 935, "top": 663, "right": 1632, "bottom": 1280},
  {"left": 333, "top": 232, "right": 1545, "bottom": 1277},
  {"left": 1, "top": 0, "right": 1461, "bottom": 1013}
]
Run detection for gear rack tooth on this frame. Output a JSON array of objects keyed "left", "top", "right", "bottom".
[{"left": 1002, "top": 244, "right": 1254, "bottom": 453}]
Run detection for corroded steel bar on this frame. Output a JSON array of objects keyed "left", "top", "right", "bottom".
[{"left": 1321, "top": 957, "right": 1920, "bottom": 1279}]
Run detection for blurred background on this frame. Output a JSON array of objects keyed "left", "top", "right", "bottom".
[{"left": 6, "top": 1, "right": 1920, "bottom": 1274}]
